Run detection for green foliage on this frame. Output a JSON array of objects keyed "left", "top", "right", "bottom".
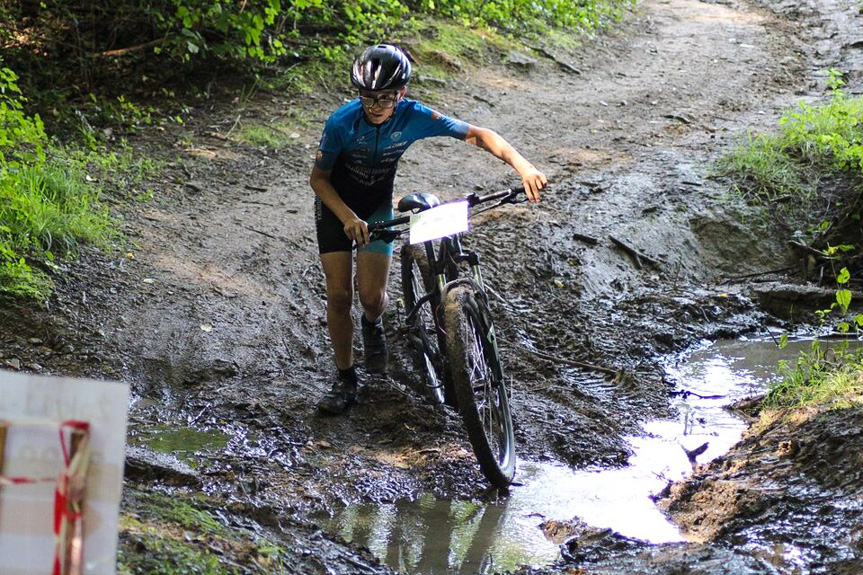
[
  {"left": 4, "top": 0, "right": 630, "bottom": 73},
  {"left": 779, "top": 70, "right": 863, "bottom": 172},
  {"left": 0, "top": 65, "right": 119, "bottom": 299},
  {"left": 0, "top": 67, "right": 47, "bottom": 166},
  {"left": 768, "top": 264, "right": 863, "bottom": 410},
  {"left": 153, "top": 0, "right": 292, "bottom": 61}
]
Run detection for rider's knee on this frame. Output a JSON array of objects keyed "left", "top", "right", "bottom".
[
  {"left": 358, "top": 288, "right": 386, "bottom": 316},
  {"left": 327, "top": 287, "right": 353, "bottom": 315}
]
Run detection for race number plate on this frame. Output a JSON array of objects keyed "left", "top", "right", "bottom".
[{"left": 409, "top": 201, "right": 469, "bottom": 245}]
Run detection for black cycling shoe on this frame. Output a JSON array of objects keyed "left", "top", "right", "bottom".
[
  {"left": 318, "top": 368, "right": 360, "bottom": 415},
  {"left": 361, "top": 315, "right": 388, "bottom": 373}
]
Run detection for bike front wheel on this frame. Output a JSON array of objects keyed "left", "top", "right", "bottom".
[{"left": 443, "top": 285, "right": 516, "bottom": 487}]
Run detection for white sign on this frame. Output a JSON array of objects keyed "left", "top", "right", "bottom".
[
  {"left": 409, "top": 201, "right": 469, "bottom": 245},
  {"left": 0, "top": 370, "right": 129, "bottom": 575}
]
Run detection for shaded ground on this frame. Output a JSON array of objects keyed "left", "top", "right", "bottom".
[{"left": 2, "top": 0, "right": 863, "bottom": 573}]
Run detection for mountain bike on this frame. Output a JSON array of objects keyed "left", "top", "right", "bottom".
[{"left": 365, "top": 185, "right": 524, "bottom": 487}]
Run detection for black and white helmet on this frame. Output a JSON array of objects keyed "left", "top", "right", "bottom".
[{"left": 351, "top": 44, "right": 412, "bottom": 91}]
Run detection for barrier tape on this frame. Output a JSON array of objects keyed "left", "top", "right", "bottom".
[{"left": 0, "top": 419, "right": 90, "bottom": 575}]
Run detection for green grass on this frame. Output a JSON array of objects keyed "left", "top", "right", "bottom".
[
  {"left": 0, "top": 154, "right": 112, "bottom": 298},
  {"left": 118, "top": 489, "right": 292, "bottom": 575},
  {"left": 0, "top": 64, "right": 161, "bottom": 298},
  {"left": 0, "top": 142, "right": 160, "bottom": 299},
  {"left": 233, "top": 122, "right": 294, "bottom": 149},
  {"left": 717, "top": 74, "right": 863, "bottom": 206},
  {"left": 715, "top": 132, "right": 815, "bottom": 203},
  {"left": 765, "top": 340, "right": 863, "bottom": 409}
]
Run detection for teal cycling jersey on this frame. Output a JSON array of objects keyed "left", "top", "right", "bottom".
[{"left": 315, "top": 97, "right": 469, "bottom": 215}]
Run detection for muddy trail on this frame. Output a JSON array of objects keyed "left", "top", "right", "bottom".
[{"left": 3, "top": 0, "right": 863, "bottom": 573}]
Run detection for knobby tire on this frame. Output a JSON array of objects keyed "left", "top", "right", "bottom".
[{"left": 443, "top": 285, "right": 516, "bottom": 487}]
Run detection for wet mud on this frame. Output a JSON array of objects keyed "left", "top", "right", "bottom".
[{"left": 2, "top": 0, "right": 863, "bottom": 572}]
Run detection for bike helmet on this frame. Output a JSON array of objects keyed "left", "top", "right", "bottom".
[{"left": 351, "top": 44, "right": 412, "bottom": 91}]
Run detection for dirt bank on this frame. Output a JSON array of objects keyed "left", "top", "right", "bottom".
[{"left": 2, "top": 0, "right": 863, "bottom": 572}]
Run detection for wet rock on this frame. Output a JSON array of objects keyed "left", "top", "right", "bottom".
[
  {"left": 507, "top": 51, "right": 537, "bottom": 68},
  {"left": 558, "top": 518, "right": 648, "bottom": 564},
  {"left": 124, "top": 445, "right": 202, "bottom": 487},
  {"left": 751, "top": 282, "right": 841, "bottom": 320}
]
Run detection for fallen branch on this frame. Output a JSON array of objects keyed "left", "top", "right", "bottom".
[
  {"left": 472, "top": 94, "right": 496, "bottom": 108},
  {"left": 96, "top": 38, "right": 164, "bottom": 57},
  {"left": 671, "top": 389, "right": 726, "bottom": 400},
  {"left": 663, "top": 113, "right": 694, "bottom": 125},
  {"left": 526, "top": 44, "right": 583, "bottom": 74},
  {"left": 788, "top": 240, "right": 825, "bottom": 258},
  {"left": 609, "top": 235, "right": 660, "bottom": 269},
  {"left": 572, "top": 232, "right": 599, "bottom": 245},
  {"left": 526, "top": 348, "right": 618, "bottom": 376},
  {"left": 720, "top": 266, "right": 795, "bottom": 284},
  {"left": 241, "top": 199, "right": 277, "bottom": 207},
  {"left": 244, "top": 226, "right": 282, "bottom": 240}
]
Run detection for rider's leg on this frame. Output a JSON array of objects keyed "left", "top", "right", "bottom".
[
  {"left": 356, "top": 250, "right": 391, "bottom": 322},
  {"left": 320, "top": 251, "right": 354, "bottom": 371},
  {"left": 357, "top": 250, "right": 391, "bottom": 373},
  {"left": 318, "top": 250, "right": 361, "bottom": 414}
]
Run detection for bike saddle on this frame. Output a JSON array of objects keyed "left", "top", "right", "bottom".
[{"left": 397, "top": 193, "right": 440, "bottom": 213}]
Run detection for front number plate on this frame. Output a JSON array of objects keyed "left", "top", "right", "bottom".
[{"left": 409, "top": 201, "right": 469, "bottom": 245}]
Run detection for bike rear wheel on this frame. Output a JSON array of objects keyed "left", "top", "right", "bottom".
[
  {"left": 401, "top": 244, "right": 446, "bottom": 404},
  {"left": 443, "top": 285, "right": 516, "bottom": 487}
]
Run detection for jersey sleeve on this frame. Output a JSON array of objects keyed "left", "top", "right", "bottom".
[
  {"left": 407, "top": 102, "right": 470, "bottom": 140},
  {"left": 314, "top": 115, "right": 344, "bottom": 171}
]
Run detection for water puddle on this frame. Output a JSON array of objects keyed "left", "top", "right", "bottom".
[
  {"left": 320, "top": 336, "right": 844, "bottom": 574},
  {"left": 128, "top": 424, "right": 232, "bottom": 460}
]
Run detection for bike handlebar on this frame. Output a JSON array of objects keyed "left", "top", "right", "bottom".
[{"left": 367, "top": 183, "right": 527, "bottom": 233}]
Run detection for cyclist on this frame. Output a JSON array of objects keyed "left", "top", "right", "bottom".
[{"left": 311, "top": 43, "right": 547, "bottom": 415}]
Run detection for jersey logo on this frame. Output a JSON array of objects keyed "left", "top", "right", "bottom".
[{"left": 391, "top": 131, "right": 402, "bottom": 141}]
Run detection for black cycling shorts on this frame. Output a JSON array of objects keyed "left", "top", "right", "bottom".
[{"left": 315, "top": 197, "right": 395, "bottom": 256}]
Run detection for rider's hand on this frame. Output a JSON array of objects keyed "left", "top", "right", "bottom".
[
  {"left": 343, "top": 216, "right": 370, "bottom": 246},
  {"left": 520, "top": 166, "right": 547, "bottom": 202}
]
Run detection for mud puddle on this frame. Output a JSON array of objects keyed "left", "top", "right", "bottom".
[{"left": 315, "top": 335, "right": 854, "bottom": 574}]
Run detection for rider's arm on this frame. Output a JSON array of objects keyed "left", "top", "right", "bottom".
[
  {"left": 464, "top": 125, "right": 547, "bottom": 202},
  {"left": 309, "top": 166, "right": 371, "bottom": 246}
]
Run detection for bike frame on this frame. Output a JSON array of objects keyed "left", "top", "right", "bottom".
[
  {"left": 412, "top": 226, "right": 505, "bottom": 384},
  {"left": 368, "top": 185, "right": 523, "bottom": 387}
]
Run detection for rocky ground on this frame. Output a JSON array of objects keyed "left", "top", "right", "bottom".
[{"left": 2, "top": 0, "right": 863, "bottom": 573}]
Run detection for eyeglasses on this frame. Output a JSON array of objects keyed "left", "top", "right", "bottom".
[{"left": 359, "top": 92, "right": 399, "bottom": 109}]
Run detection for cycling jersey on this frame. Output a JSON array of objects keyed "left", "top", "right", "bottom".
[{"left": 315, "top": 97, "right": 469, "bottom": 217}]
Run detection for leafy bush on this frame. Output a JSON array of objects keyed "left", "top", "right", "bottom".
[
  {"left": 779, "top": 71, "right": 863, "bottom": 172},
  {"left": 411, "top": 0, "right": 630, "bottom": 31},
  {"left": 717, "top": 71, "right": 863, "bottom": 280},
  {"left": 2, "top": 0, "right": 631, "bottom": 72}
]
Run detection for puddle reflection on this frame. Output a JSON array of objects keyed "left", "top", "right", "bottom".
[{"left": 324, "top": 336, "right": 843, "bottom": 574}]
